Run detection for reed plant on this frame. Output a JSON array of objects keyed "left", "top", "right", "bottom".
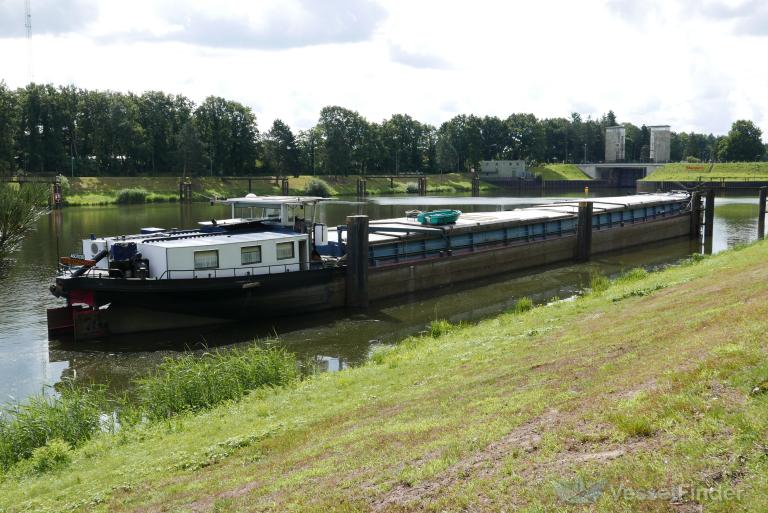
[
  {"left": 135, "top": 346, "right": 298, "bottom": 421},
  {"left": 0, "top": 345, "right": 298, "bottom": 472},
  {"left": 427, "top": 319, "right": 454, "bottom": 338},
  {"left": 0, "top": 382, "right": 108, "bottom": 470},
  {"left": 513, "top": 296, "right": 534, "bottom": 314}
]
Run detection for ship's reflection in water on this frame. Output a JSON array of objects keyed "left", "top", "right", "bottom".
[{"left": 0, "top": 192, "right": 764, "bottom": 403}]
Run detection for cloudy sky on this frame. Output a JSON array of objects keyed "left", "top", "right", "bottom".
[{"left": 0, "top": 0, "right": 766, "bottom": 136}]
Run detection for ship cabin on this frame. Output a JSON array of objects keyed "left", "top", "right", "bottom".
[{"left": 75, "top": 195, "right": 327, "bottom": 280}]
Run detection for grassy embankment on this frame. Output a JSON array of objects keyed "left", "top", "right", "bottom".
[
  {"left": 64, "top": 174, "right": 495, "bottom": 206},
  {"left": 3, "top": 241, "right": 768, "bottom": 511},
  {"left": 530, "top": 164, "right": 591, "bottom": 180},
  {"left": 643, "top": 162, "right": 768, "bottom": 182}
]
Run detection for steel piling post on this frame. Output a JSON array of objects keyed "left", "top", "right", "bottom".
[
  {"left": 759, "top": 187, "right": 767, "bottom": 240},
  {"left": 704, "top": 189, "right": 715, "bottom": 239},
  {"left": 575, "top": 201, "right": 593, "bottom": 262},
  {"left": 345, "top": 215, "right": 369, "bottom": 308}
]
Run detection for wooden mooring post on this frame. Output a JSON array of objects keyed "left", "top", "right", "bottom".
[
  {"left": 418, "top": 176, "right": 427, "bottom": 196},
  {"left": 345, "top": 215, "right": 369, "bottom": 308},
  {"left": 178, "top": 179, "right": 192, "bottom": 201},
  {"left": 356, "top": 178, "right": 367, "bottom": 198},
  {"left": 759, "top": 187, "right": 767, "bottom": 240},
  {"left": 51, "top": 177, "right": 63, "bottom": 209},
  {"left": 574, "top": 201, "right": 593, "bottom": 262},
  {"left": 704, "top": 189, "right": 715, "bottom": 238},
  {"left": 690, "top": 191, "right": 702, "bottom": 239},
  {"left": 471, "top": 175, "right": 480, "bottom": 197}
]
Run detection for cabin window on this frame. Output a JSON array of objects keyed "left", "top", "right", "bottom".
[
  {"left": 194, "top": 250, "right": 219, "bottom": 270},
  {"left": 241, "top": 245, "right": 262, "bottom": 265},
  {"left": 276, "top": 242, "right": 295, "bottom": 260}
]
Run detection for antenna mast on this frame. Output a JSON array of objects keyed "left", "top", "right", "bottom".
[{"left": 25, "top": 0, "right": 33, "bottom": 83}]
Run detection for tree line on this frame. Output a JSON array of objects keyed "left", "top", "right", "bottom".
[{"left": 0, "top": 82, "right": 764, "bottom": 178}]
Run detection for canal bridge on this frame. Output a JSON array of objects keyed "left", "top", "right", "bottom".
[{"left": 577, "top": 163, "right": 667, "bottom": 187}]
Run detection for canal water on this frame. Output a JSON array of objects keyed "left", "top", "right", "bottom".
[{"left": 0, "top": 191, "right": 763, "bottom": 404}]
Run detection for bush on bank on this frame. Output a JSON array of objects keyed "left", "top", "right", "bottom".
[{"left": 115, "top": 188, "right": 149, "bottom": 204}]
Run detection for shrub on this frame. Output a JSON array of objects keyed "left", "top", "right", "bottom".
[
  {"left": 304, "top": 179, "right": 332, "bottom": 198},
  {"left": 136, "top": 345, "right": 298, "bottom": 421},
  {"left": 0, "top": 182, "right": 49, "bottom": 258},
  {"left": 29, "top": 439, "right": 72, "bottom": 474},
  {"left": 57, "top": 175, "right": 71, "bottom": 195},
  {"left": 514, "top": 297, "right": 534, "bottom": 314},
  {"left": 115, "top": 188, "right": 149, "bottom": 204},
  {"left": 405, "top": 182, "right": 419, "bottom": 194}
]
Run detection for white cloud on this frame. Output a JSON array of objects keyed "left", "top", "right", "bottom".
[{"left": 0, "top": 0, "right": 765, "bottom": 139}]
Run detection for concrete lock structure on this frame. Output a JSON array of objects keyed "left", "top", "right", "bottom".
[
  {"left": 649, "top": 126, "right": 671, "bottom": 163},
  {"left": 604, "top": 126, "right": 626, "bottom": 163}
]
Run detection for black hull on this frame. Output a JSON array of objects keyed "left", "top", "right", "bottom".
[
  {"left": 57, "top": 267, "right": 347, "bottom": 320},
  {"left": 50, "top": 210, "right": 693, "bottom": 339}
]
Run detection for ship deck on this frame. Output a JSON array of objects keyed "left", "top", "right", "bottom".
[{"left": 330, "top": 193, "right": 689, "bottom": 245}]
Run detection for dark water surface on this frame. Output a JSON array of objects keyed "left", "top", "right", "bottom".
[{"left": 0, "top": 190, "right": 763, "bottom": 403}]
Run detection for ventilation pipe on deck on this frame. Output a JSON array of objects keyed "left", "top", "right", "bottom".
[{"left": 72, "top": 249, "right": 109, "bottom": 277}]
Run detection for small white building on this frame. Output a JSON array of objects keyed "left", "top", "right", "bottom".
[{"left": 478, "top": 160, "right": 529, "bottom": 178}]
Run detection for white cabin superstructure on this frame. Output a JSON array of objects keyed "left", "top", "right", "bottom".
[{"left": 77, "top": 195, "right": 324, "bottom": 280}]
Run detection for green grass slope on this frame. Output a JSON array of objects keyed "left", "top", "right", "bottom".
[
  {"left": 3, "top": 243, "right": 768, "bottom": 512},
  {"left": 64, "top": 174, "right": 496, "bottom": 205},
  {"left": 531, "top": 164, "right": 591, "bottom": 180},
  {"left": 644, "top": 162, "right": 768, "bottom": 182}
]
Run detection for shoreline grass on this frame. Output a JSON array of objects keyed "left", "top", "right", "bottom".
[
  {"left": 0, "top": 346, "right": 297, "bottom": 476},
  {"left": 643, "top": 161, "right": 768, "bottom": 182},
  {"left": 3, "top": 241, "right": 768, "bottom": 511}
]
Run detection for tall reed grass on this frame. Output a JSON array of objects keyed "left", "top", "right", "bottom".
[
  {"left": 0, "top": 345, "right": 298, "bottom": 472},
  {"left": 0, "top": 382, "right": 107, "bottom": 471},
  {"left": 135, "top": 346, "right": 298, "bottom": 421}
]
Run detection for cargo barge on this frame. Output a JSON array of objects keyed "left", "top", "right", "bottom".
[{"left": 47, "top": 192, "right": 696, "bottom": 339}]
